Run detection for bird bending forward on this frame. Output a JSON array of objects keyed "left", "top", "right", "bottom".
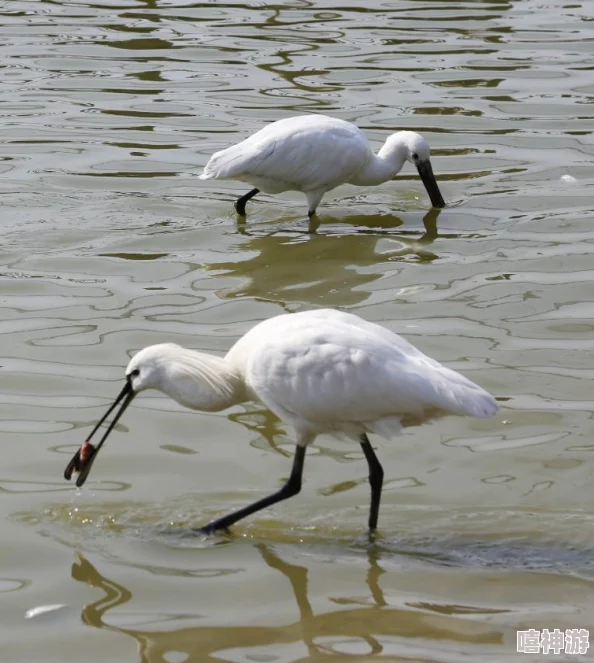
[
  {"left": 200, "top": 114, "right": 446, "bottom": 218},
  {"left": 64, "top": 309, "right": 497, "bottom": 534}
]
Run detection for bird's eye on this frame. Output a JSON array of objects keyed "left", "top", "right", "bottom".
[
  {"left": 412, "top": 152, "right": 419, "bottom": 160},
  {"left": 129, "top": 369, "right": 140, "bottom": 378}
]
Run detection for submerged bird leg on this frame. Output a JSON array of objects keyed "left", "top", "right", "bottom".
[
  {"left": 234, "top": 188, "right": 259, "bottom": 216},
  {"left": 307, "top": 215, "right": 321, "bottom": 234},
  {"left": 305, "top": 191, "right": 324, "bottom": 220},
  {"left": 198, "top": 445, "right": 306, "bottom": 534},
  {"left": 359, "top": 434, "right": 384, "bottom": 532}
]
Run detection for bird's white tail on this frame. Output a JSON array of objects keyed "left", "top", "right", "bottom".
[{"left": 437, "top": 374, "right": 498, "bottom": 419}]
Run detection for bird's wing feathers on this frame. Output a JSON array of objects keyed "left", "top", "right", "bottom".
[
  {"left": 200, "top": 116, "right": 371, "bottom": 191},
  {"left": 200, "top": 132, "right": 278, "bottom": 181},
  {"left": 242, "top": 311, "right": 497, "bottom": 439}
]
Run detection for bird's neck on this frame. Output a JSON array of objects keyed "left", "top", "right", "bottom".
[
  {"left": 349, "top": 141, "right": 407, "bottom": 187},
  {"left": 163, "top": 351, "right": 246, "bottom": 413}
]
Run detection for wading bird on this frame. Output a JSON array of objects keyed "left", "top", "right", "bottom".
[
  {"left": 65, "top": 309, "right": 497, "bottom": 534},
  {"left": 199, "top": 114, "right": 446, "bottom": 218}
]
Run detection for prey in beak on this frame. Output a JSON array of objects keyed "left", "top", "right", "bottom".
[
  {"left": 64, "top": 379, "right": 135, "bottom": 488},
  {"left": 416, "top": 159, "right": 446, "bottom": 209}
]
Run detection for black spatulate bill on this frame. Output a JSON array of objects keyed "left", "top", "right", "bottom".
[{"left": 64, "top": 380, "right": 135, "bottom": 488}]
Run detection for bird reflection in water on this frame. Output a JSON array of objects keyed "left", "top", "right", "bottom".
[
  {"left": 71, "top": 541, "right": 502, "bottom": 662},
  {"left": 214, "top": 208, "right": 442, "bottom": 310},
  {"left": 236, "top": 206, "right": 440, "bottom": 242}
]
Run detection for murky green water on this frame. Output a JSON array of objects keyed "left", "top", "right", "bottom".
[{"left": 1, "top": 1, "right": 594, "bottom": 661}]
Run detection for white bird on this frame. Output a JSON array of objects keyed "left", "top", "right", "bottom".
[
  {"left": 199, "top": 114, "right": 446, "bottom": 218},
  {"left": 65, "top": 309, "right": 497, "bottom": 534}
]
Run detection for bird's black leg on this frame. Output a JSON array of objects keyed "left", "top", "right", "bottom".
[
  {"left": 359, "top": 433, "right": 384, "bottom": 532},
  {"left": 234, "top": 188, "right": 259, "bottom": 216},
  {"left": 198, "top": 445, "right": 306, "bottom": 534}
]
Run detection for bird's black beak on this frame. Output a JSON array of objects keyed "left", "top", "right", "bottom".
[
  {"left": 416, "top": 159, "right": 446, "bottom": 208},
  {"left": 64, "top": 379, "right": 135, "bottom": 488}
]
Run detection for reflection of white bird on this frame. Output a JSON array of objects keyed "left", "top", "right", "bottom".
[
  {"left": 200, "top": 114, "right": 446, "bottom": 218},
  {"left": 65, "top": 309, "right": 497, "bottom": 534}
]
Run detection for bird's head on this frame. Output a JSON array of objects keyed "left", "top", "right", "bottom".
[
  {"left": 62, "top": 344, "right": 189, "bottom": 489},
  {"left": 386, "top": 131, "right": 446, "bottom": 208},
  {"left": 124, "top": 343, "right": 180, "bottom": 394},
  {"left": 63, "top": 344, "right": 241, "bottom": 488},
  {"left": 398, "top": 131, "right": 432, "bottom": 168}
]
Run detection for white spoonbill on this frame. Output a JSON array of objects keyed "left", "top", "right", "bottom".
[
  {"left": 199, "top": 114, "right": 446, "bottom": 218},
  {"left": 65, "top": 309, "right": 496, "bottom": 534}
]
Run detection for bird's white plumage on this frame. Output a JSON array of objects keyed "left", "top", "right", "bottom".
[
  {"left": 70, "top": 309, "right": 497, "bottom": 532},
  {"left": 199, "top": 114, "right": 444, "bottom": 214},
  {"left": 227, "top": 309, "right": 496, "bottom": 439},
  {"left": 201, "top": 115, "right": 369, "bottom": 194},
  {"left": 129, "top": 309, "right": 497, "bottom": 445}
]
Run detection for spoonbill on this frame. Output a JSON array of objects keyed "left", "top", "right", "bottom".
[
  {"left": 199, "top": 114, "right": 446, "bottom": 218},
  {"left": 64, "top": 309, "right": 497, "bottom": 534}
]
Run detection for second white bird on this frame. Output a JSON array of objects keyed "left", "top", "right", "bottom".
[
  {"left": 200, "top": 114, "right": 446, "bottom": 218},
  {"left": 64, "top": 309, "right": 496, "bottom": 535}
]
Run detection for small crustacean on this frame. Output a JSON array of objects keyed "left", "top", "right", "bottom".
[
  {"left": 79, "top": 440, "right": 95, "bottom": 464},
  {"left": 64, "top": 440, "right": 97, "bottom": 484}
]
